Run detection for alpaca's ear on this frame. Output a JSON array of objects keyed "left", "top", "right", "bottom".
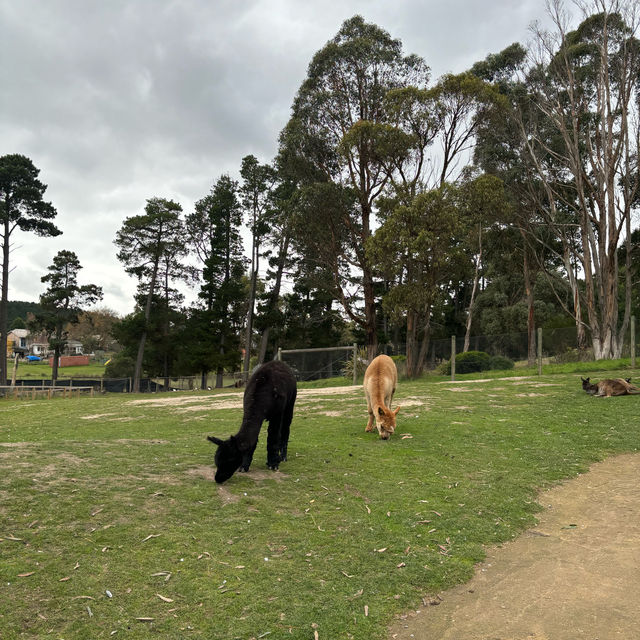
[
  {"left": 207, "top": 436, "right": 224, "bottom": 446},
  {"left": 394, "top": 407, "right": 400, "bottom": 416}
]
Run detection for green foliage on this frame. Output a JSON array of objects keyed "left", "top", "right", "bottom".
[
  {"left": 30, "top": 250, "right": 103, "bottom": 381},
  {"left": 440, "top": 350, "right": 492, "bottom": 375},
  {"left": 0, "top": 154, "right": 61, "bottom": 382},
  {"left": 1, "top": 369, "right": 639, "bottom": 638},
  {"left": 104, "top": 353, "right": 135, "bottom": 377},
  {"left": 9, "top": 316, "right": 26, "bottom": 329},
  {"left": 185, "top": 176, "right": 247, "bottom": 382},
  {"left": 7, "top": 301, "right": 42, "bottom": 327},
  {"left": 342, "top": 346, "right": 368, "bottom": 380},
  {"left": 456, "top": 350, "right": 492, "bottom": 373},
  {"left": 489, "top": 355, "right": 515, "bottom": 371}
]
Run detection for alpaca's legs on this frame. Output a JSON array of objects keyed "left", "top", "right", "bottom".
[
  {"left": 365, "top": 395, "right": 375, "bottom": 432},
  {"left": 279, "top": 399, "right": 295, "bottom": 462},
  {"left": 266, "top": 415, "right": 283, "bottom": 470},
  {"left": 239, "top": 443, "right": 257, "bottom": 472}
]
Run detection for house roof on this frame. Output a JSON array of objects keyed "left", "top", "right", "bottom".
[{"left": 9, "top": 329, "right": 29, "bottom": 338}]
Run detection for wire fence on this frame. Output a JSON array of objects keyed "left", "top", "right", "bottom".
[
  {"left": 277, "top": 323, "right": 640, "bottom": 382},
  {"left": 5, "top": 323, "right": 637, "bottom": 393}
]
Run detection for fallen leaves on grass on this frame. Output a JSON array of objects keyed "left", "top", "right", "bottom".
[
  {"left": 156, "top": 594, "right": 174, "bottom": 603},
  {"left": 151, "top": 571, "right": 172, "bottom": 582},
  {"left": 17, "top": 572, "right": 35, "bottom": 577},
  {"left": 141, "top": 534, "right": 161, "bottom": 543},
  {"left": 3, "top": 534, "right": 24, "bottom": 542}
]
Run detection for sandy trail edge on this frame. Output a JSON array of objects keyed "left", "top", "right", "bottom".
[{"left": 389, "top": 452, "right": 640, "bottom": 640}]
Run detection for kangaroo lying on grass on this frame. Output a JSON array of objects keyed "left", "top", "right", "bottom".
[
  {"left": 364, "top": 354, "right": 400, "bottom": 440},
  {"left": 581, "top": 377, "right": 640, "bottom": 397}
]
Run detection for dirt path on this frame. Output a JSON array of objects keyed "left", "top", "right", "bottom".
[{"left": 389, "top": 453, "right": 640, "bottom": 640}]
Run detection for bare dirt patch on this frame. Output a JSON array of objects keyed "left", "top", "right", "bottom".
[
  {"left": 399, "top": 397, "right": 430, "bottom": 408},
  {"left": 515, "top": 392, "right": 549, "bottom": 397},
  {"left": 390, "top": 452, "right": 640, "bottom": 640},
  {"left": 127, "top": 392, "right": 241, "bottom": 408},
  {"left": 186, "top": 465, "right": 288, "bottom": 487},
  {"left": 123, "top": 385, "right": 360, "bottom": 411},
  {"left": 510, "top": 381, "right": 560, "bottom": 387},
  {"left": 298, "top": 386, "right": 360, "bottom": 397}
]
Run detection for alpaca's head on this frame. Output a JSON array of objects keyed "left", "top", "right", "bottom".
[
  {"left": 207, "top": 435, "right": 243, "bottom": 483},
  {"left": 375, "top": 406, "right": 400, "bottom": 440}
]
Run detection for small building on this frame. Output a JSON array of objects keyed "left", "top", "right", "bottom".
[{"left": 7, "top": 329, "right": 29, "bottom": 357}]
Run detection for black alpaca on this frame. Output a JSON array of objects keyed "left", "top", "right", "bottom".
[{"left": 207, "top": 360, "right": 297, "bottom": 483}]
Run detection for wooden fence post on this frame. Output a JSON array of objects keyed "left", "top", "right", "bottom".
[
  {"left": 631, "top": 316, "right": 636, "bottom": 369},
  {"left": 537, "top": 327, "right": 543, "bottom": 376},
  {"left": 353, "top": 343, "right": 357, "bottom": 386}
]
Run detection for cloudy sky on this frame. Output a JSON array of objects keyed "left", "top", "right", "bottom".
[{"left": 2, "top": 0, "right": 551, "bottom": 316}]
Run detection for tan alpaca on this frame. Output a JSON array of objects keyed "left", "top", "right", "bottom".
[{"left": 363, "top": 354, "right": 400, "bottom": 439}]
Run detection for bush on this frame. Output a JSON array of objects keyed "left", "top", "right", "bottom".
[
  {"left": 104, "top": 354, "right": 135, "bottom": 378},
  {"left": 441, "top": 350, "right": 510, "bottom": 375},
  {"left": 342, "top": 347, "right": 369, "bottom": 380},
  {"left": 553, "top": 347, "right": 593, "bottom": 364},
  {"left": 489, "top": 355, "right": 515, "bottom": 371},
  {"left": 455, "top": 350, "right": 492, "bottom": 373}
]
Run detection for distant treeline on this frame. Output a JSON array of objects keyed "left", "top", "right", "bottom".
[{"left": 8, "top": 301, "right": 42, "bottom": 327}]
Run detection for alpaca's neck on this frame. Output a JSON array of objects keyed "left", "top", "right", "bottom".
[{"left": 235, "top": 413, "right": 264, "bottom": 449}]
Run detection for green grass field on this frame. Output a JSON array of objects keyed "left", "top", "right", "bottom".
[
  {"left": 1, "top": 368, "right": 639, "bottom": 639},
  {"left": 10, "top": 361, "right": 107, "bottom": 380}
]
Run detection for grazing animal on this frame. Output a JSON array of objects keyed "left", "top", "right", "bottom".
[
  {"left": 207, "top": 360, "right": 297, "bottom": 483},
  {"left": 363, "top": 354, "right": 400, "bottom": 440},
  {"left": 581, "top": 377, "right": 640, "bottom": 397}
]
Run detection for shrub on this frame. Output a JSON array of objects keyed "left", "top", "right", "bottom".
[
  {"left": 456, "top": 350, "right": 492, "bottom": 373},
  {"left": 104, "top": 354, "right": 135, "bottom": 378},
  {"left": 489, "top": 355, "right": 515, "bottom": 371},
  {"left": 553, "top": 347, "right": 593, "bottom": 364},
  {"left": 441, "top": 350, "right": 492, "bottom": 375},
  {"left": 342, "top": 347, "right": 369, "bottom": 380}
]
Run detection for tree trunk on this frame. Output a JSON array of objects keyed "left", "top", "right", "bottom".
[
  {"left": 405, "top": 310, "right": 419, "bottom": 378},
  {"left": 257, "top": 235, "right": 290, "bottom": 364},
  {"left": 0, "top": 217, "right": 9, "bottom": 384},
  {"left": 463, "top": 225, "right": 482, "bottom": 353},
  {"left": 52, "top": 345, "right": 60, "bottom": 386},
  {"left": 243, "top": 236, "right": 260, "bottom": 380},
  {"left": 133, "top": 260, "right": 159, "bottom": 393},
  {"left": 522, "top": 244, "right": 536, "bottom": 366},
  {"left": 415, "top": 313, "right": 432, "bottom": 376},
  {"left": 362, "top": 265, "right": 378, "bottom": 362}
]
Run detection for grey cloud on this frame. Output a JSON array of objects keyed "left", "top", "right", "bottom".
[{"left": 2, "top": 0, "right": 545, "bottom": 315}]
